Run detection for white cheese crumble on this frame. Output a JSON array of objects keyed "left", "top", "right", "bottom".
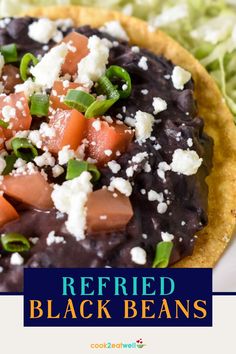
[
  {"left": 100, "top": 215, "right": 107, "bottom": 220},
  {"left": 130, "top": 247, "right": 147, "bottom": 265},
  {"left": 103, "top": 115, "right": 113, "bottom": 124},
  {"left": 135, "top": 110, "right": 154, "bottom": 141},
  {"left": 29, "top": 237, "right": 39, "bottom": 245},
  {"left": 157, "top": 202, "right": 168, "bottom": 214},
  {"left": 10, "top": 252, "right": 24, "bottom": 266},
  {"left": 144, "top": 162, "right": 151, "bottom": 173},
  {"left": 164, "top": 74, "right": 171, "bottom": 80},
  {"left": 51, "top": 171, "right": 93, "bottom": 240},
  {"left": 56, "top": 18, "right": 74, "bottom": 31},
  {"left": 46, "top": 231, "right": 65, "bottom": 246},
  {"left": 28, "top": 18, "right": 62, "bottom": 44},
  {"left": 0, "top": 82, "right": 4, "bottom": 95},
  {"left": 152, "top": 97, "right": 167, "bottom": 114},
  {"left": 132, "top": 152, "right": 148, "bottom": 164},
  {"left": 92, "top": 120, "right": 101, "bottom": 132},
  {"left": 52, "top": 165, "right": 64, "bottom": 178},
  {"left": 11, "top": 161, "right": 38, "bottom": 177},
  {"left": 126, "top": 166, "right": 135, "bottom": 178},
  {"left": 15, "top": 78, "right": 41, "bottom": 99},
  {"left": 39, "top": 122, "right": 55, "bottom": 138},
  {"left": 161, "top": 232, "right": 174, "bottom": 242},
  {"left": 187, "top": 138, "right": 193, "bottom": 147},
  {"left": 2, "top": 105, "right": 16, "bottom": 122},
  {"left": 157, "top": 161, "right": 171, "bottom": 182},
  {"left": 131, "top": 46, "right": 140, "bottom": 53},
  {"left": 171, "top": 66, "right": 191, "bottom": 90},
  {"left": 30, "top": 43, "right": 68, "bottom": 89},
  {"left": 34, "top": 152, "right": 55, "bottom": 167},
  {"left": 14, "top": 158, "right": 26, "bottom": 169},
  {"left": 138, "top": 56, "right": 148, "bottom": 71},
  {"left": 0, "top": 53, "right": 4, "bottom": 77},
  {"left": 58, "top": 145, "right": 75, "bottom": 165},
  {"left": 76, "top": 35, "right": 110, "bottom": 87},
  {"left": 100, "top": 21, "right": 129, "bottom": 41},
  {"left": 28, "top": 130, "right": 43, "bottom": 149},
  {"left": 109, "top": 177, "right": 132, "bottom": 197},
  {"left": 148, "top": 190, "right": 164, "bottom": 202},
  {"left": 171, "top": 149, "right": 202, "bottom": 176},
  {"left": 107, "top": 160, "right": 121, "bottom": 174},
  {"left": 104, "top": 149, "right": 112, "bottom": 157},
  {"left": 124, "top": 116, "right": 135, "bottom": 127},
  {"left": 0, "top": 155, "right": 6, "bottom": 174}
]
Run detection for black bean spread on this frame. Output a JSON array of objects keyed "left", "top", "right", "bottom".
[{"left": 0, "top": 17, "right": 213, "bottom": 291}]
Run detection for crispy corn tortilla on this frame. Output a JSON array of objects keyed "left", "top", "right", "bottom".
[{"left": 23, "top": 5, "right": 236, "bottom": 267}]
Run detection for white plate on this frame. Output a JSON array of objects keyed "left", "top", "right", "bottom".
[{"left": 213, "top": 232, "right": 236, "bottom": 292}]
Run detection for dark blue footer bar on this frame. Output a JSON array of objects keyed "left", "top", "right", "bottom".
[{"left": 23, "top": 268, "right": 212, "bottom": 327}]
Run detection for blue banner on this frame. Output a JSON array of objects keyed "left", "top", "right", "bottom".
[{"left": 24, "top": 268, "right": 212, "bottom": 327}]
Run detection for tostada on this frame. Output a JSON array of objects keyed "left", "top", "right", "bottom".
[{"left": 0, "top": 6, "right": 236, "bottom": 291}]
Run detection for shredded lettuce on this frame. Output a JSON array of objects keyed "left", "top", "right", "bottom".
[{"left": 0, "top": 0, "right": 236, "bottom": 120}]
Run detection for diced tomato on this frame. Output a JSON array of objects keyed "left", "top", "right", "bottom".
[
  {"left": 0, "top": 127, "right": 5, "bottom": 149},
  {"left": 1, "top": 65, "right": 22, "bottom": 94},
  {"left": 1, "top": 172, "right": 53, "bottom": 210},
  {"left": 86, "top": 189, "right": 133, "bottom": 233},
  {"left": 0, "top": 92, "right": 32, "bottom": 139},
  {"left": 61, "top": 32, "right": 89, "bottom": 76},
  {"left": 0, "top": 194, "right": 19, "bottom": 227},
  {"left": 44, "top": 109, "right": 87, "bottom": 154},
  {"left": 50, "top": 81, "right": 85, "bottom": 111},
  {"left": 86, "top": 118, "right": 134, "bottom": 165}
]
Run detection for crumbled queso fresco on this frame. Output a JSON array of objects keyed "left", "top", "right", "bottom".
[{"left": 0, "top": 16, "right": 213, "bottom": 287}]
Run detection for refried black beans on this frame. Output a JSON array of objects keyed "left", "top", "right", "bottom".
[{"left": 0, "top": 17, "right": 213, "bottom": 292}]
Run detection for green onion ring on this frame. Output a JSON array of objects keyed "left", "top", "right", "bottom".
[
  {"left": 2, "top": 154, "right": 17, "bottom": 175},
  {"left": 11, "top": 138, "right": 38, "bottom": 162},
  {"left": 0, "top": 119, "right": 9, "bottom": 129},
  {"left": 20, "top": 53, "right": 39, "bottom": 82},
  {"left": 30, "top": 94, "right": 49, "bottom": 117},
  {"left": 1, "top": 233, "right": 30, "bottom": 252},
  {"left": 152, "top": 241, "right": 173, "bottom": 268},
  {"left": 64, "top": 89, "right": 96, "bottom": 112},
  {"left": 0, "top": 44, "right": 18, "bottom": 63},
  {"left": 85, "top": 76, "right": 120, "bottom": 118},
  {"left": 66, "top": 159, "right": 101, "bottom": 183},
  {"left": 105, "top": 65, "right": 132, "bottom": 99}
]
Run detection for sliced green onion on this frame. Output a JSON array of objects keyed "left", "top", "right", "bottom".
[
  {"left": 66, "top": 159, "right": 101, "bottom": 182},
  {"left": 87, "top": 163, "right": 101, "bottom": 182},
  {"left": 11, "top": 138, "right": 38, "bottom": 162},
  {"left": 105, "top": 65, "right": 132, "bottom": 99},
  {"left": 1, "top": 233, "right": 30, "bottom": 252},
  {"left": 85, "top": 76, "right": 119, "bottom": 118},
  {"left": 152, "top": 241, "right": 173, "bottom": 268},
  {"left": 0, "top": 119, "right": 9, "bottom": 129},
  {"left": 96, "top": 75, "right": 118, "bottom": 98},
  {"left": 20, "top": 53, "right": 39, "bottom": 81},
  {"left": 2, "top": 154, "right": 17, "bottom": 175},
  {"left": 30, "top": 94, "right": 49, "bottom": 117},
  {"left": 64, "top": 89, "right": 95, "bottom": 112},
  {"left": 85, "top": 97, "right": 119, "bottom": 118},
  {"left": 0, "top": 44, "right": 18, "bottom": 63}
]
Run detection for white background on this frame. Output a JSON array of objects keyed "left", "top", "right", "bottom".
[
  {"left": 213, "top": 233, "right": 236, "bottom": 292},
  {"left": 0, "top": 296, "right": 235, "bottom": 353}
]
